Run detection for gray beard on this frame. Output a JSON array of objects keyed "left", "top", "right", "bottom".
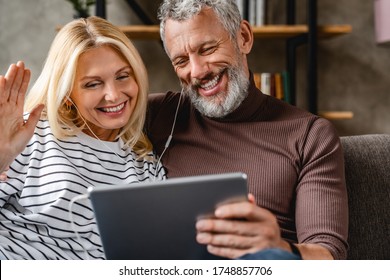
[{"left": 183, "top": 65, "right": 249, "bottom": 118}]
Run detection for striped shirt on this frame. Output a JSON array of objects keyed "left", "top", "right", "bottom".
[{"left": 0, "top": 119, "right": 166, "bottom": 260}]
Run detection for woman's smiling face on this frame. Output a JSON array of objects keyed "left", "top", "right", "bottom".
[{"left": 70, "top": 45, "right": 139, "bottom": 141}]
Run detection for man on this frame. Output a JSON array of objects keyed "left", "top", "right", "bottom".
[{"left": 147, "top": 0, "right": 348, "bottom": 260}]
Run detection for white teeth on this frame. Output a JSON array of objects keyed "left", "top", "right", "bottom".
[
  {"left": 200, "top": 74, "right": 220, "bottom": 90},
  {"left": 100, "top": 102, "right": 125, "bottom": 113}
]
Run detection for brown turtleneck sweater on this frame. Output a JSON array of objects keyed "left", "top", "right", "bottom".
[{"left": 146, "top": 75, "right": 348, "bottom": 259}]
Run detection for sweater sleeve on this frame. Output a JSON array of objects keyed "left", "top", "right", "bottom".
[{"left": 295, "top": 118, "right": 349, "bottom": 260}]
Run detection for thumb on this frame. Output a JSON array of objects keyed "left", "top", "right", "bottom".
[
  {"left": 248, "top": 193, "right": 256, "bottom": 204},
  {"left": 24, "top": 104, "right": 44, "bottom": 132}
]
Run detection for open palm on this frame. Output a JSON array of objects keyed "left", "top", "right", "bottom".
[{"left": 0, "top": 61, "right": 43, "bottom": 175}]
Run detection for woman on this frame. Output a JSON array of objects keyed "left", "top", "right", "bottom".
[{"left": 0, "top": 16, "right": 165, "bottom": 260}]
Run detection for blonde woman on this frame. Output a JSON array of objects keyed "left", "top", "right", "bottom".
[{"left": 0, "top": 16, "right": 165, "bottom": 260}]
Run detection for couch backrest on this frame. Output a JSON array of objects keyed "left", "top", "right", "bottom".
[{"left": 340, "top": 134, "right": 390, "bottom": 260}]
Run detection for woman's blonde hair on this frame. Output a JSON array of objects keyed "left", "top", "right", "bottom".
[{"left": 25, "top": 16, "right": 152, "bottom": 157}]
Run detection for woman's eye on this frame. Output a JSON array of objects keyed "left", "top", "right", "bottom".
[
  {"left": 117, "top": 74, "right": 130, "bottom": 80},
  {"left": 84, "top": 81, "right": 101, "bottom": 88}
]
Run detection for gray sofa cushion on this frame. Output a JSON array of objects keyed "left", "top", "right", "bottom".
[{"left": 340, "top": 134, "right": 390, "bottom": 259}]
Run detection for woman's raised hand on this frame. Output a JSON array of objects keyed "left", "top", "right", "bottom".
[{"left": 0, "top": 61, "right": 44, "bottom": 176}]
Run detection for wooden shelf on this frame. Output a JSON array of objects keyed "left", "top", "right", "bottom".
[
  {"left": 252, "top": 24, "right": 352, "bottom": 39},
  {"left": 118, "top": 24, "right": 352, "bottom": 40},
  {"left": 318, "top": 111, "right": 354, "bottom": 120},
  {"left": 118, "top": 25, "right": 161, "bottom": 40}
]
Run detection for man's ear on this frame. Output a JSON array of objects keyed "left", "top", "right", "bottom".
[{"left": 237, "top": 20, "right": 254, "bottom": 54}]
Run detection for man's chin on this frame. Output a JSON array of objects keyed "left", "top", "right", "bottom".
[
  {"left": 194, "top": 100, "right": 228, "bottom": 118},
  {"left": 201, "top": 93, "right": 226, "bottom": 106},
  {"left": 185, "top": 87, "right": 230, "bottom": 117}
]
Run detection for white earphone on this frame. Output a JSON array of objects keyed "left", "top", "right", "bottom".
[{"left": 154, "top": 89, "right": 183, "bottom": 179}]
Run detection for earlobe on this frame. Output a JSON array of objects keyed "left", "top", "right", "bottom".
[
  {"left": 237, "top": 20, "right": 254, "bottom": 54},
  {"left": 65, "top": 98, "right": 72, "bottom": 106},
  {"left": 65, "top": 97, "right": 74, "bottom": 108}
]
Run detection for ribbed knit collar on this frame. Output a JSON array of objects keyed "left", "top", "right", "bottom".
[{"left": 207, "top": 72, "right": 267, "bottom": 123}]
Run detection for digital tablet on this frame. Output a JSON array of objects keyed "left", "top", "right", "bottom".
[{"left": 88, "top": 172, "right": 248, "bottom": 260}]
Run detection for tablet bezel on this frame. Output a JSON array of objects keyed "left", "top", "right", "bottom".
[{"left": 89, "top": 172, "right": 248, "bottom": 260}]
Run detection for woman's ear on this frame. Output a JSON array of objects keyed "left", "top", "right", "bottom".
[
  {"left": 237, "top": 20, "right": 254, "bottom": 54},
  {"left": 65, "top": 97, "right": 72, "bottom": 107}
]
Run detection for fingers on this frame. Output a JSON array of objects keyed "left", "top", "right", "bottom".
[
  {"left": 15, "top": 104, "right": 44, "bottom": 154},
  {"left": 197, "top": 231, "right": 261, "bottom": 249},
  {"left": 197, "top": 232, "right": 254, "bottom": 259},
  {"left": 17, "top": 67, "right": 31, "bottom": 106},
  {"left": 206, "top": 245, "right": 256, "bottom": 260},
  {"left": 196, "top": 218, "right": 272, "bottom": 238},
  {"left": 2, "top": 61, "right": 30, "bottom": 104},
  {"left": 248, "top": 193, "right": 256, "bottom": 204},
  {"left": 197, "top": 232, "right": 266, "bottom": 259},
  {"left": 10, "top": 61, "right": 28, "bottom": 104},
  {"left": 4, "top": 64, "right": 18, "bottom": 98},
  {"left": 24, "top": 104, "right": 44, "bottom": 133},
  {"left": 0, "top": 171, "right": 8, "bottom": 181},
  {"left": 0, "top": 76, "right": 5, "bottom": 104},
  {"left": 196, "top": 218, "right": 278, "bottom": 259},
  {"left": 196, "top": 203, "right": 276, "bottom": 238},
  {"left": 215, "top": 201, "right": 271, "bottom": 221},
  {"left": 196, "top": 203, "right": 282, "bottom": 259},
  {"left": 0, "top": 166, "right": 9, "bottom": 182}
]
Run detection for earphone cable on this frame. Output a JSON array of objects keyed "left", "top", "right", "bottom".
[
  {"left": 67, "top": 92, "right": 183, "bottom": 181},
  {"left": 68, "top": 193, "right": 90, "bottom": 260},
  {"left": 154, "top": 89, "right": 183, "bottom": 181},
  {"left": 67, "top": 98, "right": 128, "bottom": 165}
]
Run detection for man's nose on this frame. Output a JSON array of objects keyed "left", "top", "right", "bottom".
[{"left": 189, "top": 56, "right": 209, "bottom": 80}]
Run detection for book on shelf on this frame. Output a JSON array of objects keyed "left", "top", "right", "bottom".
[
  {"left": 260, "top": 72, "right": 271, "bottom": 96},
  {"left": 274, "top": 73, "right": 283, "bottom": 100},
  {"left": 236, "top": 0, "right": 266, "bottom": 26},
  {"left": 254, "top": 71, "right": 290, "bottom": 103},
  {"left": 281, "top": 71, "right": 291, "bottom": 104},
  {"left": 255, "top": 0, "right": 266, "bottom": 26},
  {"left": 253, "top": 72, "right": 261, "bottom": 91},
  {"left": 236, "top": 0, "right": 245, "bottom": 20},
  {"left": 374, "top": 0, "right": 390, "bottom": 45},
  {"left": 249, "top": 0, "right": 256, "bottom": 26}
]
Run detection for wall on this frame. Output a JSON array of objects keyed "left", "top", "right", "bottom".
[
  {"left": 317, "top": 0, "right": 390, "bottom": 136},
  {"left": 1, "top": 0, "right": 389, "bottom": 136}
]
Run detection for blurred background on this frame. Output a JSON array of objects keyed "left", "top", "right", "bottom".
[{"left": 1, "top": 0, "right": 389, "bottom": 136}]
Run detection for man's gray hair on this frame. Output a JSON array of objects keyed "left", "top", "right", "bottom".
[{"left": 158, "top": 0, "right": 242, "bottom": 47}]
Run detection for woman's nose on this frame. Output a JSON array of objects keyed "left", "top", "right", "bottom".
[{"left": 104, "top": 83, "right": 120, "bottom": 102}]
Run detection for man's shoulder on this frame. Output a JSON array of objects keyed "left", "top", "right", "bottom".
[
  {"left": 265, "top": 97, "right": 338, "bottom": 137},
  {"left": 148, "top": 92, "right": 166, "bottom": 102},
  {"left": 148, "top": 91, "right": 190, "bottom": 117},
  {"left": 265, "top": 96, "right": 318, "bottom": 121}
]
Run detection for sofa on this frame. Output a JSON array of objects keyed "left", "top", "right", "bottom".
[{"left": 340, "top": 134, "right": 390, "bottom": 259}]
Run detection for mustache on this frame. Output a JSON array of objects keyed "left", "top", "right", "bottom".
[{"left": 190, "top": 71, "right": 222, "bottom": 88}]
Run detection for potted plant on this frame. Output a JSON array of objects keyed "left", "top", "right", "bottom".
[{"left": 65, "top": 0, "right": 96, "bottom": 18}]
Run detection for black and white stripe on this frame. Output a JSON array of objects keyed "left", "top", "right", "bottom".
[{"left": 0, "top": 119, "right": 166, "bottom": 260}]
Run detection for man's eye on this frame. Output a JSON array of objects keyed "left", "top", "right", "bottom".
[
  {"left": 174, "top": 59, "right": 188, "bottom": 67},
  {"left": 202, "top": 46, "right": 216, "bottom": 55}
]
